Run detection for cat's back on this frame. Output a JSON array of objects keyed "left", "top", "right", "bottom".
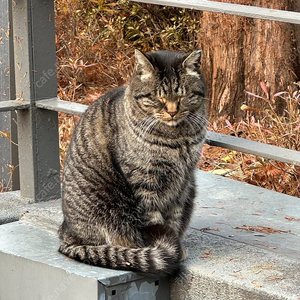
[
  {"left": 82, "top": 86, "right": 126, "bottom": 125},
  {"left": 72, "top": 86, "right": 125, "bottom": 141},
  {"left": 63, "top": 86, "right": 126, "bottom": 179}
]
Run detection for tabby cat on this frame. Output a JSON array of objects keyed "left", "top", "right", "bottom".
[{"left": 59, "top": 49, "right": 207, "bottom": 276}]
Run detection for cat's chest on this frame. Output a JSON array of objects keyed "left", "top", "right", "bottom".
[{"left": 118, "top": 133, "right": 200, "bottom": 186}]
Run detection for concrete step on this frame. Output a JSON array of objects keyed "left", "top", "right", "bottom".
[
  {"left": 0, "top": 170, "right": 299, "bottom": 300},
  {"left": 0, "top": 221, "right": 169, "bottom": 300}
]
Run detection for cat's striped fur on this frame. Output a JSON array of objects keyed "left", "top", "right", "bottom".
[{"left": 59, "top": 49, "right": 207, "bottom": 275}]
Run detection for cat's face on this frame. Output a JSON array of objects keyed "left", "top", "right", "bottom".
[{"left": 128, "top": 50, "right": 206, "bottom": 127}]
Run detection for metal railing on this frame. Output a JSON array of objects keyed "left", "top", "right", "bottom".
[
  {"left": 0, "top": 0, "right": 300, "bottom": 202},
  {"left": 0, "top": 0, "right": 60, "bottom": 201}
]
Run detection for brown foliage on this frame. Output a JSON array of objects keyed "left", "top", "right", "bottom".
[{"left": 199, "top": 83, "right": 300, "bottom": 198}]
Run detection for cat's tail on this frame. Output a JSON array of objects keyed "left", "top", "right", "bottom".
[{"left": 59, "top": 235, "right": 182, "bottom": 276}]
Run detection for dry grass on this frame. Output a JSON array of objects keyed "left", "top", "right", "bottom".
[
  {"left": 199, "top": 82, "right": 300, "bottom": 197},
  {"left": 55, "top": 0, "right": 199, "bottom": 104}
]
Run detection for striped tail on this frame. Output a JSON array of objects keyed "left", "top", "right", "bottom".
[{"left": 59, "top": 236, "right": 181, "bottom": 276}]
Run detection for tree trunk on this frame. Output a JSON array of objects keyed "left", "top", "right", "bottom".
[{"left": 198, "top": 0, "right": 299, "bottom": 121}]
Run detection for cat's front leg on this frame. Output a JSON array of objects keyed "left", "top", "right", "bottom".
[
  {"left": 166, "top": 182, "right": 196, "bottom": 238},
  {"left": 165, "top": 205, "right": 185, "bottom": 238}
]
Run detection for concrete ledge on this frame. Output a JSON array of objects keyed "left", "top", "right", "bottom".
[
  {"left": 171, "top": 230, "right": 300, "bottom": 300},
  {"left": 0, "top": 222, "right": 169, "bottom": 300},
  {"left": 170, "top": 171, "right": 300, "bottom": 300},
  {"left": 0, "top": 190, "right": 62, "bottom": 230},
  {"left": 0, "top": 170, "right": 299, "bottom": 299},
  {"left": 0, "top": 191, "right": 31, "bottom": 224}
]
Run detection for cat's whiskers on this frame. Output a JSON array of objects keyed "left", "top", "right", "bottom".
[
  {"left": 139, "top": 116, "right": 158, "bottom": 140},
  {"left": 145, "top": 118, "right": 159, "bottom": 134},
  {"left": 186, "top": 112, "right": 208, "bottom": 137},
  {"left": 184, "top": 118, "right": 198, "bottom": 139},
  {"left": 136, "top": 117, "right": 152, "bottom": 137},
  {"left": 188, "top": 112, "right": 209, "bottom": 128},
  {"left": 125, "top": 107, "right": 154, "bottom": 140}
]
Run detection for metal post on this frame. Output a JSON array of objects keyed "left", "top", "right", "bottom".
[
  {"left": 0, "top": 0, "right": 19, "bottom": 191},
  {"left": 12, "top": 0, "right": 61, "bottom": 201},
  {"left": 8, "top": 0, "right": 19, "bottom": 191}
]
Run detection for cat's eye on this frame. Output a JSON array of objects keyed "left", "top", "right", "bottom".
[
  {"left": 140, "top": 98, "right": 162, "bottom": 110},
  {"left": 159, "top": 97, "right": 183, "bottom": 103},
  {"left": 142, "top": 102, "right": 153, "bottom": 108}
]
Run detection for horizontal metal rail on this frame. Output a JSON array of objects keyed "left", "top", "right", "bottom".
[
  {"left": 0, "top": 100, "right": 30, "bottom": 112},
  {"left": 35, "top": 98, "right": 88, "bottom": 115},
  {"left": 131, "top": 0, "right": 300, "bottom": 25},
  {"left": 1, "top": 97, "right": 299, "bottom": 166},
  {"left": 206, "top": 131, "right": 300, "bottom": 166},
  {"left": 33, "top": 98, "right": 300, "bottom": 166}
]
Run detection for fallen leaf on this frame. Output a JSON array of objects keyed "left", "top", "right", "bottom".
[
  {"left": 233, "top": 225, "right": 289, "bottom": 235},
  {"left": 266, "top": 276, "right": 284, "bottom": 281},
  {"left": 285, "top": 216, "right": 300, "bottom": 222},
  {"left": 201, "top": 250, "right": 212, "bottom": 258},
  {"left": 252, "top": 282, "right": 262, "bottom": 288},
  {"left": 210, "top": 168, "right": 232, "bottom": 175}
]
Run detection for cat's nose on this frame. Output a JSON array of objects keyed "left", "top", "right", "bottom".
[{"left": 167, "top": 111, "right": 177, "bottom": 117}]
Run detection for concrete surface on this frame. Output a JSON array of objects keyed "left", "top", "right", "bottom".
[
  {"left": 192, "top": 171, "right": 300, "bottom": 260},
  {"left": 171, "top": 229, "right": 300, "bottom": 300},
  {"left": 0, "top": 190, "right": 31, "bottom": 224},
  {"left": 0, "top": 170, "right": 299, "bottom": 299},
  {"left": 0, "top": 190, "right": 62, "bottom": 228}
]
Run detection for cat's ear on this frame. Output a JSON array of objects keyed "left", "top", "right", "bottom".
[
  {"left": 134, "top": 49, "right": 154, "bottom": 81},
  {"left": 182, "top": 50, "right": 202, "bottom": 77}
]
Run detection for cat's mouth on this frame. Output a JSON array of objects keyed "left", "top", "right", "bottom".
[
  {"left": 154, "top": 112, "right": 185, "bottom": 127},
  {"left": 164, "top": 120, "right": 179, "bottom": 126},
  {"left": 155, "top": 115, "right": 183, "bottom": 127}
]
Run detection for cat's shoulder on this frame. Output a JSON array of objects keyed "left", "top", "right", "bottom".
[
  {"left": 93, "top": 86, "right": 126, "bottom": 106},
  {"left": 80, "top": 86, "right": 126, "bottom": 128}
]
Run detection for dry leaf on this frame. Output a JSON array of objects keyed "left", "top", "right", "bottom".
[
  {"left": 285, "top": 216, "right": 300, "bottom": 222},
  {"left": 201, "top": 250, "right": 212, "bottom": 258},
  {"left": 260, "top": 81, "right": 269, "bottom": 96},
  {"left": 252, "top": 282, "right": 262, "bottom": 288},
  {"left": 233, "top": 225, "right": 289, "bottom": 235}
]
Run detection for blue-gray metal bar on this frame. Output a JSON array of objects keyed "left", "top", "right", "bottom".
[
  {"left": 206, "top": 131, "right": 300, "bottom": 166},
  {"left": 8, "top": 0, "right": 20, "bottom": 191},
  {"left": 0, "top": 0, "right": 19, "bottom": 191},
  {"left": 131, "top": 0, "right": 300, "bottom": 24},
  {"left": 36, "top": 98, "right": 88, "bottom": 115},
  {"left": 0, "top": 100, "right": 30, "bottom": 112},
  {"left": 0, "top": 0, "right": 12, "bottom": 189},
  {"left": 12, "top": 0, "right": 61, "bottom": 201}
]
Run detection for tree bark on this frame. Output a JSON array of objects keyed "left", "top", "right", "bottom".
[{"left": 198, "top": 0, "right": 299, "bottom": 121}]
